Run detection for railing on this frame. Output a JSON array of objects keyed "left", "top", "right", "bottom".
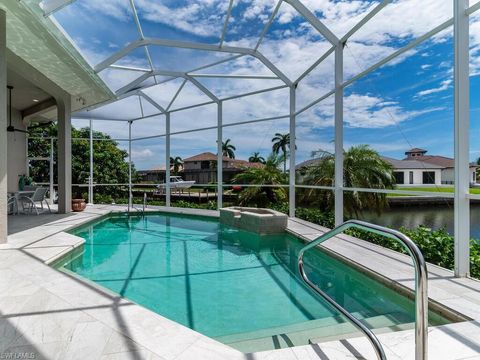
[
  {"left": 298, "top": 219, "right": 428, "bottom": 360},
  {"left": 128, "top": 193, "right": 148, "bottom": 216}
]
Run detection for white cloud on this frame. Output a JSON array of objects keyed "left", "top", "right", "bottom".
[
  {"left": 295, "top": 93, "right": 443, "bottom": 130},
  {"left": 136, "top": 0, "right": 228, "bottom": 37},
  {"left": 131, "top": 148, "right": 154, "bottom": 160},
  {"left": 416, "top": 79, "right": 452, "bottom": 97}
]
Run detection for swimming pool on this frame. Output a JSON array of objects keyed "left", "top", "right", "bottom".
[{"left": 58, "top": 212, "right": 452, "bottom": 352}]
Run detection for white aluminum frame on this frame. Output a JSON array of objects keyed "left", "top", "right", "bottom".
[{"left": 41, "top": 0, "right": 474, "bottom": 278}]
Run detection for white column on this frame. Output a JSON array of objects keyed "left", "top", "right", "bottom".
[
  {"left": 217, "top": 101, "right": 223, "bottom": 209},
  {"left": 0, "top": 9, "right": 7, "bottom": 243},
  {"left": 88, "top": 118, "right": 93, "bottom": 204},
  {"left": 454, "top": 0, "right": 470, "bottom": 277},
  {"left": 128, "top": 120, "right": 132, "bottom": 211},
  {"left": 165, "top": 112, "right": 171, "bottom": 207},
  {"left": 289, "top": 85, "right": 296, "bottom": 217},
  {"left": 57, "top": 97, "right": 72, "bottom": 214},
  {"left": 334, "top": 44, "right": 344, "bottom": 226}
]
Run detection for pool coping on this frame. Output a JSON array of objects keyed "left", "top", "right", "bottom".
[{"left": 2, "top": 204, "right": 480, "bottom": 359}]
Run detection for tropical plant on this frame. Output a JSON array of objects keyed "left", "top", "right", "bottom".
[
  {"left": 169, "top": 156, "right": 183, "bottom": 175},
  {"left": 222, "top": 138, "right": 236, "bottom": 159},
  {"left": 233, "top": 153, "right": 287, "bottom": 206},
  {"left": 301, "top": 145, "right": 395, "bottom": 216},
  {"left": 272, "top": 133, "right": 294, "bottom": 173},
  {"left": 248, "top": 152, "right": 266, "bottom": 164}
]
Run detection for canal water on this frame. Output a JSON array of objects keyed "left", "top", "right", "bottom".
[{"left": 361, "top": 203, "right": 480, "bottom": 240}]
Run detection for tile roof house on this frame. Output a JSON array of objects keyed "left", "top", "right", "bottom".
[
  {"left": 296, "top": 148, "right": 478, "bottom": 186},
  {"left": 384, "top": 148, "right": 478, "bottom": 185},
  {"left": 138, "top": 152, "right": 263, "bottom": 185},
  {"left": 183, "top": 152, "right": 263, "bottom": 184}
]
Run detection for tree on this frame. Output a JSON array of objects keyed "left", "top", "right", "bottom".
[
  {"left": 301, "top": 145, "right": 395, "bottom": 216},
  {"left": 477, "top": 158, "right": 480, "bottom": 180},
  {"left": 222, "top": 139, "right": 236, "bottom": 159},
  {"left": 272, "top": 133, "right": 294, "bottom": 173},
  {"left": 248, "top": 152, "right": 266, "bottom": 164},
  {"left": 233, "top": 153, "right": 287, "bottom": 207},
  {"left": 170, "top": 156, "right": 183, "bottom": 175},
  {"left": 28, "top": 123, "right": 135, "bottom": 200}
]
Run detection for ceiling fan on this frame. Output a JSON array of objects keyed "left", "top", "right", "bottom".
[
  {"left": 6, "top": 86, "right": 28, "bottom": 134},
  {"left": 6, "top": 86, "right": 53, "bottom": 134}
]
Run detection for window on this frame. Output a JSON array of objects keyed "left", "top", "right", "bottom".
[
  {"left": 394, "top": 171, "right": 404, "bottom": 184},
  {"left": 423, "top": 171, "right": 435, "bottom": 184},
  {"left": 409, "top": 171, "right": 414, "bottom": 184}
]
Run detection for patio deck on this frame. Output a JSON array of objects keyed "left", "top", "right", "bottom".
[{"left": 1, "top": 205, "right": 479, "bottom": 359}]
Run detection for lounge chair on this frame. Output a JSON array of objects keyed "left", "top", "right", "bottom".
[{"left": 19, "top": 187, "right": 51, "bottom": 215}]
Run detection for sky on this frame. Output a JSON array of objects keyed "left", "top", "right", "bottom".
[{"left": 47, "top": 0, "right": 480, "bottom": 170}]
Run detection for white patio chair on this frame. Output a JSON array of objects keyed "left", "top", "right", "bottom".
[
  {"left": 19, "top": 187, "right": 50, "bottom": 215},
  {"left": 7, "top": 195, "right": 17, "bottom": 215}
]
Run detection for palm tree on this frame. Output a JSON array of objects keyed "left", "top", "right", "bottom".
[
  {"left": 233, "top": 153, "right": 287, "bottom": 206},
  {"left": 222, "top": 139, "right": 236, "bottom": 159},
  {"left": 272, "top": 133, "right": 293, "bottom": 173},
  {"left": 169, "top": 156, "right": 183, "bottom": 175},
  {"left": 301, "top": 145, "right": 395, "bottom": 216},
  {"left": 248, "top": 152, "right": 266, "bottom": 164}
]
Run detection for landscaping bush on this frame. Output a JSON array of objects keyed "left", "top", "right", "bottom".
[
  {"left": 172, "top": 200, "right": 218, "bottom": 210},
  {"left": 272, "top": 202, "right": 480, "bottom": 279}
]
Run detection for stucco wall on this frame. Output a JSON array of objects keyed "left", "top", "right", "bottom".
[
  {"left": 395, "top": 169, "right": 442, "bottom": 185},
  {"left": 440, "top": 168, "right": 476, "bottom": 184},
  {"left": 6, "top": 108, "right": 26, "bottom": 192}
]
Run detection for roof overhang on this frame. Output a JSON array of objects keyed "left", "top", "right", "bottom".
[{"left": 0, "top": 0, "right": 113, "bottom": 119}]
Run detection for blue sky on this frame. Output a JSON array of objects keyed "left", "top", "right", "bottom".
[{"left": 50, "top": 0, "right": 480, "bottom": 170}]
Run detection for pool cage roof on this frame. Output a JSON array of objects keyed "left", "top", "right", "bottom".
[
  {"left": 38, "top": 0, "right": 461, "bottom": 125},
  {"left": 35, "top": 0, "right": 478, "bottom": 278}
]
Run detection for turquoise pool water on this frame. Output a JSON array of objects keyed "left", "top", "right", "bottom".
[{"left": 61, "top": 213, "right": 452, "bottom": 351}]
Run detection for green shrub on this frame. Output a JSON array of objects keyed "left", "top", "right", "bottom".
[
  {"left": 272, "top": 202, "right": 480, "bottom": 279},
  {"left": 171, "top": 200, "right": 218, "bottom": 210}
]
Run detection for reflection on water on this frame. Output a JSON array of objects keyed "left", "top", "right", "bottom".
[{"left": 361, "top": 204, "right": 480, "bottom": 239}]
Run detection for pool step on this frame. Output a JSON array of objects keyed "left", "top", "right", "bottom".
[
  {"left": 218, "top": 312, "right": 414, "bottom": 353},
  {"left": 307, "top": 321, "right": 415, "bottom": 345}
]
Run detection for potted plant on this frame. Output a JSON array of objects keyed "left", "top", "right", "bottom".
[{"left": 72, "top": 191, "right": 86, "bottom": 212}]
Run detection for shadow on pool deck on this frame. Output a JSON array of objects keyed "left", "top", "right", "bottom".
[{"left": 7, "top": 207, "right": 75, "bottom": 235}]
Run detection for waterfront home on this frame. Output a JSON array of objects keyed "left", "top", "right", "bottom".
[
  {"left": 384, "top": 148, "right": 477, "bottom": 185},
  {"left": 182, "top": 152, "right": 263, "bottom": 184}
]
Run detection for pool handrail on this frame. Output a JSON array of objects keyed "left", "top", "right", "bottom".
[{"left": 297, "top": 219, "right": 428, "bottom": 360}]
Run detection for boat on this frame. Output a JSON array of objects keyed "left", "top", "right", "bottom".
[{"left": 155, "top": 176, "right": 196, "bottom": 193}]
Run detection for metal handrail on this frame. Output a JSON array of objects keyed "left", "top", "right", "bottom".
[{"left": 298, "top": 219, "right": 428, "bottom": 360}]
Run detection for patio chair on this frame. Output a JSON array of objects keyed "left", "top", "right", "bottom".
[
  {"left": 7, "top": 195, "right": 17, "bottom": 215},
  {"left": 19, "top": 187, "right": 51, "bottom": 215}
]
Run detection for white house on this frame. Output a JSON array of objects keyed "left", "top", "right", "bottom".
[{"left": 383, "top": 148, "right": 477, "bottom": 186}]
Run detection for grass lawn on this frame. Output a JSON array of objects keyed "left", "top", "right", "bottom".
[{"left": 396, "top": 186, "right": 480, "bottom": 195}]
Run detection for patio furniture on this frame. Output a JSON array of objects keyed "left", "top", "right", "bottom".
[
  {"left": 19, "top": 187, "right": 51, "bottom": 215},
  {"left": 7, "top": 195, "right": 17, "bottom": 215}
]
